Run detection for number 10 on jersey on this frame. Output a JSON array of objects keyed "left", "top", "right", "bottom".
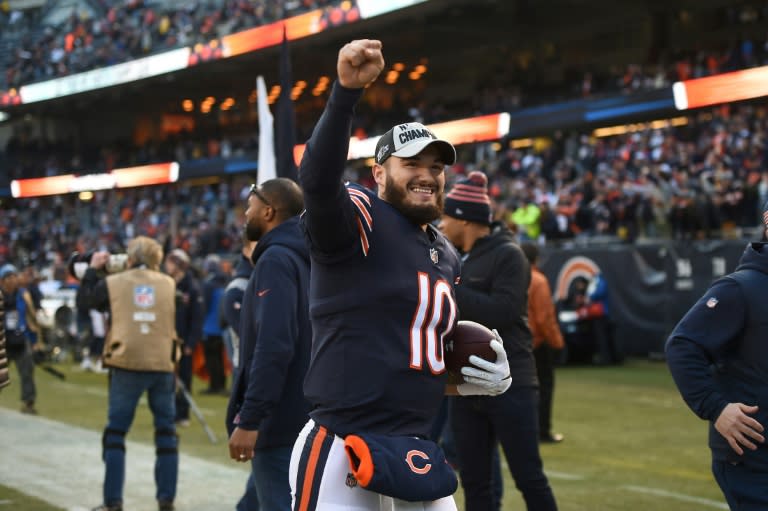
[{"left": 410, "top": 272, "right": 457, "bottom": 374}]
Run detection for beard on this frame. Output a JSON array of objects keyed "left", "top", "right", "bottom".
[
  {"left": 244, "top": 220, "right": 263, "bottom": 242},
  {"left": 383, "top": 173, "right": 444, "bottom": 226}
]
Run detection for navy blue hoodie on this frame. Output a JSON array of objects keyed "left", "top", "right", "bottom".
[
  {"left": 225, "top": 216, "right": 312, "bottom": 449},
  {"left": 667, "top": 242, "right": 768, "bottom": 468}
]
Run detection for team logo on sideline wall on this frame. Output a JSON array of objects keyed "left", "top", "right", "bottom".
[
  {"left": 134, "top": 285, "right": 156, "bottom": 308},
  {"left": 554, "top": 256, "right": 601, "bottom": 302}
]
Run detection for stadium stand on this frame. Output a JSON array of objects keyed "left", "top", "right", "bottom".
[
  {"left": 1, "top": 0, "right": 336, "bottom": 89},
  {"left": 2, "top": 0, "right": 768, "bottom": 269}
]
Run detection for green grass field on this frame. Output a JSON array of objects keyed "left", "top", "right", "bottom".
[{"left": 0, "top": 359, "right": 725, "bottom": 511}]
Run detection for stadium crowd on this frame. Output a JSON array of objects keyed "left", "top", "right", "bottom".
[
  {"left": 1, "top": 0, "right": 336, "bottom": 89},
  {"left": 2, "top": 1, "right": 768, "bottom": 274},
  {"left": 2, "top": 100, "right": 767, "bottom": 274},
  {"left": 3, "top": 0, "right": 768, "bottom": 111}
]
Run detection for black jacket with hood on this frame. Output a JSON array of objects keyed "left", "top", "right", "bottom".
[{"left": 455, "top": 222, "right": 536, "bottom": 387}]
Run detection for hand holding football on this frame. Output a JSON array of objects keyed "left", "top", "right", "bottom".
[{"left": 445, "top": 320, "right": 497, "bottom": 382}]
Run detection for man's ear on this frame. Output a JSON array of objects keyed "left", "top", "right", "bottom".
[
  {"left": 264, "top": 205, "right": 277, "bottom": 222},
  {"left": 372, "top": 163, "right": 386, "bottom": 188}
]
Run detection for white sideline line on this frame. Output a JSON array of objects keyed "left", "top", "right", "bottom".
[
  {"left": 545, "top": 469, "right": 585, "bottom": 481},
  {"left": 0, "top": 407, "right": 249, "bottom": 511},
  {"left": 1, "top": 407, "right": 727, "bottom": 510},
  {"left": 623, "top": 485, "right": 729, "bottom": 509}
]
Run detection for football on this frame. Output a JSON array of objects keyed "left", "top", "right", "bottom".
[{"left": 444, "top": 320, "right": 497, "bottom": 382}]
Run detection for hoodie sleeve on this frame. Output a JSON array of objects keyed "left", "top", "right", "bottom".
[
  {"left": 455, "top": 243, "right": 529, "bottom": 331},
  {"left": 665, "top": 278, "right": 746, "bottom": 421},
  {"left": 298, "top": 81, "right": 365, "bottom": 259},
  {"left": 236, "top": 248, "right": 302, "bottom": 430}
]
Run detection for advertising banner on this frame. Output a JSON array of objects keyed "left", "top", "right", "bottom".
[
  {"left": 540, "top": 240, "right": 747, "bottom": 358},
  {"left": 10, "top": 162, "right": 178, "bottom": 197}
]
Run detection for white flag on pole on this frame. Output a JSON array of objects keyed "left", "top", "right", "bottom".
[{"left": 256, "top": 75, "right": 276, "bottom": 184}]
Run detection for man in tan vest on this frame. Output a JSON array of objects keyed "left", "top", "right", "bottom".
[{"left": 77, "top": 236, "right": 180, "bottom": 511}]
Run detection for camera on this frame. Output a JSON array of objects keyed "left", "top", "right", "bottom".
[{"left": 68, "top": 251, "right": 129, "bottom": 280}]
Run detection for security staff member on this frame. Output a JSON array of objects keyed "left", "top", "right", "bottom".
[{"left": 78, "top": 236, "right": 180, "bottom": 511}]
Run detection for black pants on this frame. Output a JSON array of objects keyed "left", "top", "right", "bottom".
[
  {"left": 534, "top": 345, "right": 556, "bottom": 437},
  {"left": 175, "top": 352, "right": 192, "bottom": 420},
  {"left": 203, "top": 335, "right": 226, "bottom": 391},
  {"left": 451, "top": 386, "right": 557, "bottom": 511}
]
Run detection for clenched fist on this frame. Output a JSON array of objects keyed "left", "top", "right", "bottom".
[{"left": 337, "top": 39, "right": 385, "bottom": 89}]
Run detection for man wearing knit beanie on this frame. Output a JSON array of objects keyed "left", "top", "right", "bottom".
[
  {"left": 439, "top": 170, "right": 559, "bottom": 510},
  {"left": 440, "top": 171, "right": 493, "bottom": 252}
]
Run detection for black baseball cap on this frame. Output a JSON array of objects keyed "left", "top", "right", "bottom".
[{"left": 374, "top": 122, "right": 456, "bottom": 166}]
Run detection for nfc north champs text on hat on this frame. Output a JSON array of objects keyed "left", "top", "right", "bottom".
[{"left": 375, "top": 122, "right": 456, "bottom": 165}]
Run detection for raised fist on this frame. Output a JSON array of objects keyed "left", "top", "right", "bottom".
[{"left": 337, "top": 39, "right": 385, "bottom": 89}]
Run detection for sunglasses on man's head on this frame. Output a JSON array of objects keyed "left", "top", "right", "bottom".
[{"left": 249, "top": 184, "right": 272, "bottom": 206}]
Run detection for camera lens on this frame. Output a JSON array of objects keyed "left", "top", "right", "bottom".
[{"left": 67, "top": 251, "right": 94, "bottom": 280}]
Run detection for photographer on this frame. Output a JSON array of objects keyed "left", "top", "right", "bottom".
[
  {"left": 78, "top": 237, "right": 180, "bottom": 511},
  {"left": 0, "top": 264, "right": 41, "bottom": 414}
]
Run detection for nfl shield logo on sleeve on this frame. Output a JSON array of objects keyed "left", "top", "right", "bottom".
[
  {"left": 134, "top": 285, "right": 156, "bottom": 308},
  {"left": 706, "top": 297, "right": 718, "bottom": 308},
  {"left": 430, "top": 248, "right": 439, "bottom": 265}
]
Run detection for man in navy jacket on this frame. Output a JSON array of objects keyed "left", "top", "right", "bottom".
[
  {"left": 225, "top": 177, "right": 310, "bottom": 511},
  {"left": 666, "top": 204, "right": 768, "bottom": 510}
]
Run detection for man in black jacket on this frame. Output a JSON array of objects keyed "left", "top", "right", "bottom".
[
  {"left": 439, "top": 172, "right": 558, "bottom": 511},
  {"left": 164, "top": 248, "right": 203, "bottom": 427},
  {"left": 225, "top": 178, "right": 311, "bottom": 511}
]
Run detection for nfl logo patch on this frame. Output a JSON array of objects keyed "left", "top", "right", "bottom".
[
  {"left": 134, "top": 285, "right": 155, "bottom": 308},
  {"left": 345, "top": 472, "right": 358, "bottom": 488},
  {"left": 706, "top": 297, "right": 718, "bottom": 308},
  {"left": 430, "top": 248, "right": 439, "bottom": 265}
]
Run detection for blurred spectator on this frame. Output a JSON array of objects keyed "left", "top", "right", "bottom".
[
  {"left": 163, "top": 248, "right": 203, "bottom": 427},
  {"left": 520, "top": 242, "right": 565, "bottom": 444},
  {"left": 0, "top": 263, "right": 40, "bottom": 414},
  {"left": 0, "top": 289, "right": 10, "bottom": 390},
  {"left": 219, "top": 234, "right": 256, "bottom": 372},
  {"left": 200, "top": 254, "right": 227, "bottom": 395}
]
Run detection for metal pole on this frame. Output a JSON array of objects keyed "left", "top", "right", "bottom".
[{"left": 176, "top": 376, "right": 218, "bottom": 444}]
